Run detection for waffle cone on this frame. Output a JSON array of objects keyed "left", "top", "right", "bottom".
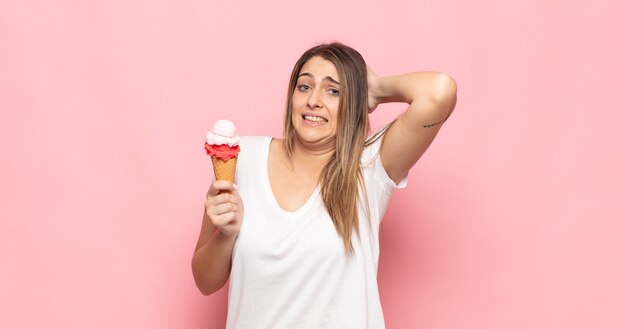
[{"left": 211, "top": 156, "right": 237, "bottom": 183}]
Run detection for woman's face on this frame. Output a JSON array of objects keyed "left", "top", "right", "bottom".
[{"left": 291, "top": 56, "right": 341, "bottom": 146}]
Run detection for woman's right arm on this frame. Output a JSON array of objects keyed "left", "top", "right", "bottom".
[{"left": 191, "top": 180, "right": 243, "bottom": 296}]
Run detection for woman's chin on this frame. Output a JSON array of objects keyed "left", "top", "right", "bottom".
[{"left": 294, "top": 129, "right": 335, "bottom": 146}]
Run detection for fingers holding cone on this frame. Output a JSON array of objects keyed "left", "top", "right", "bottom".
[{"left": 205, "top": 180, "right": 242, "bottom": 235}]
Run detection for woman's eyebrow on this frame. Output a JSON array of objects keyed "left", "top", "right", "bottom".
[
  {"left": 297, "top": 72, "right": 340, "bottom": 85},
  {"left": 324, "top": 76, "right": 340, "bottom": 85}
]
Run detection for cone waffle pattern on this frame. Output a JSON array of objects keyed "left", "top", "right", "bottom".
[{"left": 211, "top": 156, "right": 237, "bottom": 182}]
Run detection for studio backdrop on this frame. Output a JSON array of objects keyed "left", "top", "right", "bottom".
[{"left": 1, "top": 0, "right": 625, "bottom": 328}]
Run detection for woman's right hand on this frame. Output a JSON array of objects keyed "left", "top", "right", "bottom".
[
  {"left": 367, "top": 66, "right": 381, "bottom": 113},
  {"left": 204, "top": 180, "right": 244, "bottom": 236}
]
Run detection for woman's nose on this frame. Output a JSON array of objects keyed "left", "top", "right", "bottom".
[{"left": 307, "top": 88, "right": 323, "bottom": 109}]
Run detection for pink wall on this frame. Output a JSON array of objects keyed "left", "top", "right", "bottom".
[{"left": 1, "top": 0, "right": 625, "bottom": 328}]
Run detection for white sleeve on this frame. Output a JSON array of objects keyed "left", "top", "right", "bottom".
[{"left": 362, "top": 137, "right": 408, "bottom": 196}]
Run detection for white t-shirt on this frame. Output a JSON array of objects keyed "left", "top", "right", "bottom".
[{"left": 226, "top": 136, "right": 407, "bottom": 329}]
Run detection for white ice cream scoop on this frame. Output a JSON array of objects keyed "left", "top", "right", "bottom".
[
  {"left": 206, "top": 119, "right": 240, "bottom": 146},
  {"left": 212, "top": 119, "right": 237, "bottom": 137}
]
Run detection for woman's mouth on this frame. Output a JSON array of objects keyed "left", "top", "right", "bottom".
[{"left": 302, "top": 115, "right": 328, "bottom": 125}]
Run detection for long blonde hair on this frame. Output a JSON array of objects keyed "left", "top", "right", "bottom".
[{"left": 283, "top": 42, "right": 382, "bottom": 253}]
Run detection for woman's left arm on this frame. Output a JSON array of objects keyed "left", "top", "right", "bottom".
[{"left": 368, "top": 69, "right": 458, "bottom": 183}]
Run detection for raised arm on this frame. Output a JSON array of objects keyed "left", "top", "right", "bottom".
[{"left": 368, "top": 69, "right": 457, "bottom": 183}]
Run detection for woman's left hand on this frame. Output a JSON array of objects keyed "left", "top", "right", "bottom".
[{"left": 367, "top": 66, "right": 380, "bottom": 113}]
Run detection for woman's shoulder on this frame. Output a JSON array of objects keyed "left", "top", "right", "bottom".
[
  {"left": 239, "top": 135, "right": 272, "bottom": 148},
  {"left": 361, "top": 130, "right": 409, "bottom": 190},
  {"left": 236, "top": 136, "right": 271, "bottom": 175},
  {"left": 361, "top": 134, "right": 385, "bottom": 166}
]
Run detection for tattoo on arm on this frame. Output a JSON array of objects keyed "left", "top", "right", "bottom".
[
  {"left": 422, "top": 120, "right": 444, "bottom": 128},
  {"left": 423, "top": 109, "right": 453, "bottom": 128}
]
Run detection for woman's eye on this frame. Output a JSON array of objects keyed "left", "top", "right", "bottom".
[
  {"left": 328, "top": 88, "right": 340, "bottom": 96},
  {"left": 297, "top": 84, "right": 310, "bottom": 91}
]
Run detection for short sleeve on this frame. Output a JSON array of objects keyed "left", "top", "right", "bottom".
[{"left": 362, "top": 137, "right": 408, "bottom": 195}]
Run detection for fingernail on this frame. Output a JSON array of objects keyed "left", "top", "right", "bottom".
[{"left": 233, "top": 184, "right": 239, "bottom": 190}]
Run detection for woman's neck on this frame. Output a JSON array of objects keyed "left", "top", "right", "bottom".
[{"left": 285, "top": 138, "right": 335, "bottom": 174}]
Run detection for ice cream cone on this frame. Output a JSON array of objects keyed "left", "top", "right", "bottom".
[
  {"left": 206, "top": 119, "right": 240, "bottom": 183},
  {"left": 211, "top": 156, "right": 237, "bottom": 183}
]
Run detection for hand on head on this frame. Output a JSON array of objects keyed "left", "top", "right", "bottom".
[{"left": 366, "top": 66, "right": 380, "bottom": 113}]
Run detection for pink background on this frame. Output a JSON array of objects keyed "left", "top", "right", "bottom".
[{"left": 1, "top": 0, "right": 625, "bottom": 328}]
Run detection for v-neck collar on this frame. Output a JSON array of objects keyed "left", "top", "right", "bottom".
[{"left": 261, "top": 137, "right": 320, "bottom": 219}]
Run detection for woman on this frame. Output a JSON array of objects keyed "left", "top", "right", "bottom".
[{"left": 192, "top": 42, "right": 457, "bottom": 328}]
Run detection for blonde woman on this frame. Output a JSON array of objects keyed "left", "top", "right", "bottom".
[{"left": 192, "top": 42, "right": 457, "bottom": 328}]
